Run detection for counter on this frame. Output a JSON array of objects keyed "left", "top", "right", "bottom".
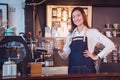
[
  {"left": 42, "top": 66, "right": 68, "bottom": 75},
  {"left": 1, "top": 73, "right": 120, "bottom": 80},
  {"left": 1, "top": 66, "right": 120, "bottom": 80}
]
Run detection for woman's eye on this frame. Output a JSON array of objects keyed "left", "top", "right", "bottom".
[
  {"left": 77, "top": 14, "right": 81, "bottom": 17},
  {"left": 72, "top": 15, "right": 75, "bottom": 18}
]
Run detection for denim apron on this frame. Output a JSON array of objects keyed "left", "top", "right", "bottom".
[{"left": 68, "top": 36, "right": 96, "bottom": 74}]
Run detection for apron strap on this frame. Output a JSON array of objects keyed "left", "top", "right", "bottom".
[
  {"left": 83, "top": 28, "right": 87, "bottom": 42},
  {"left": 70, "top": 27, "right": 88, "bottom": 43}
]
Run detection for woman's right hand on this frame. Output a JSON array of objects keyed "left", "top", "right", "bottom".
[{"left": 58, "top": 50, "right": 68, "bottom": 60}]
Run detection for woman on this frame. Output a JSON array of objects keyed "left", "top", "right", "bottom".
[{"left": 58, "top": 7, "right": 115, "bottom": 74}]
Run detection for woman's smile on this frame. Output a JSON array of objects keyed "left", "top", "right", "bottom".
[{"left": 72, "top": 10, "right": 84, "bottom": 26}]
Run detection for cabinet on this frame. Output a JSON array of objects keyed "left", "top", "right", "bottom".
[
  {"left": 92, "top": 6, "right": 120, "bottom": 73},
  {"left": 101, "top": 27, "right": 120, "bottom": 63},
  {"left": 96, "top": 37, "right": 120, "bottom": 73},
  {"left": 92, "top": 6, "right": 120, "bottom": 62}
]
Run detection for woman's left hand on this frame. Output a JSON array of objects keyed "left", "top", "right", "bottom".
[{"left": 83, "top": 50, "right": 99, "bottom": 60}]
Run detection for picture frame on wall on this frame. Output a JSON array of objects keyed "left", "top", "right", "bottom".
[
  {"left": 0, "top": 3, "right": 8, "bottom": 28},
  {"left": 52, "top": 8, "right": 57, "bottom": 18}
]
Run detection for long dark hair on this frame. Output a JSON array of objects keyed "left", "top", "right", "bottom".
[{"left": 70, "top": 7, "right": 90, "bottom": 33}]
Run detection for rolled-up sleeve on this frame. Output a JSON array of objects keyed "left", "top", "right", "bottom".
[
  {"left": 94, "top": 29, "right": 115, "bottom": 58},
  {"left": 63, "top": 34, "right": 71, "bottom": 56}
]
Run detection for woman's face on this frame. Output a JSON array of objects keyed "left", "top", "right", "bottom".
[{"left": 72, "top": 10, "right": 84, "bottom": 26}]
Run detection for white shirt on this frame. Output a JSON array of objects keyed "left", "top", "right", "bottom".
[{"left": 63, "top": 27, "right": 115, "bottom": 58}]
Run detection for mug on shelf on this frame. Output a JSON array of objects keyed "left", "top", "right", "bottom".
[{"left": 113, "top": 24, "right": 119, "bottom": 30}]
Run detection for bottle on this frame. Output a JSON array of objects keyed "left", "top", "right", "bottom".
[
  {"left": 112, "top": 49, "right": 118, "bottom": 63},
  {"left": 103, "top": 57, "right": 107, "bottom": 63},
  {"left": 2, "top": 57, "right": 17, "bottom": 76},
  {"left": 105, "top": 24, "right": 112, "bottom": 37},
  {"left": 118, "top": 46, "right": 120, "bottom": 62}
]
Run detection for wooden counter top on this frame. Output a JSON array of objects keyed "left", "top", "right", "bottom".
[{"left": 1, "top": 73, "right": 120, "bottom": 80}]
